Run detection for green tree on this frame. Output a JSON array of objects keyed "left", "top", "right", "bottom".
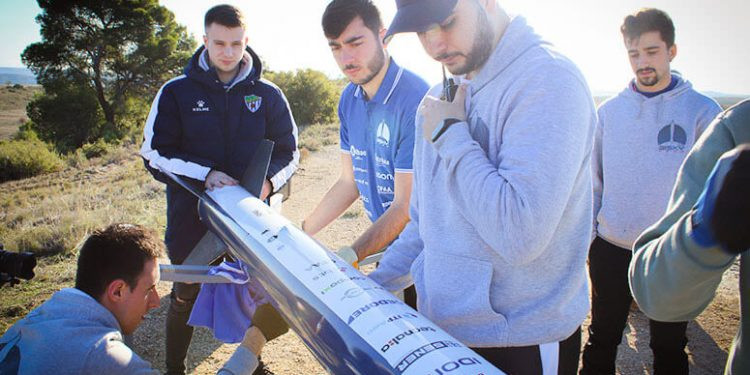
[
  {"left": 22, "top": 0, "right": 196, "bottom": 151},
  {"left": 266, "top": 69, "right": 339, "bottom": 127}
]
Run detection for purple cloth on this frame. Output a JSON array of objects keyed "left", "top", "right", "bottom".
[{"left": 188, "top": 261, "right": 269, "bottom": 343}]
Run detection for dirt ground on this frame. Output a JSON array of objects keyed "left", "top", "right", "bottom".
[{"left": 131, "top": 145, "right": 740, "bottom": 374}]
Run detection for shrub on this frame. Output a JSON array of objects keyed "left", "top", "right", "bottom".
[
  {"left": 80, "top": 139, "right": 112, "bottom": 159},
  {"left": 26, "top": 83, "right": 105, "bottom": 153},
  {"left": 0, "top": 139, "right": 64, "bottom": 182},
  {"left": 265, "top": 69, "right": 339, "bottom": 127}
]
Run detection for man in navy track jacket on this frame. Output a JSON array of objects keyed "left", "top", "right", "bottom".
[{"left": 140, "top": 5, "right": 298, "bottom": 374}]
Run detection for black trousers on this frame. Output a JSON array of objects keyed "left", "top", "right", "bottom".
[
  {"left": 581, "top": 237, "right": 688, "bottom": 374},
  {"left": 165, "top": 282, "right": 200, "bottom": 375},
  {"left": 471, "top": 327, "right": 581, "bottom": 375}
]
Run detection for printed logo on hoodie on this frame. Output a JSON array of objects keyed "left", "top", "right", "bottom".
[{"left": 657, "top": 121, "right": 687, "bottom": 152}]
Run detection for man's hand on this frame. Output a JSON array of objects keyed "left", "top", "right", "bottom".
[
  {"left": 693, "top": 145, "right": 750, "bottom": 254},
  {"left": 260, "top": 179, "right": 272, "bottom": 201},
  {"left": 336, "top": 246, "right": 360, "bottom": 269},
  {"left": 419, "top": 84, "right": 467, "bottom": 142},
  {"left": 707, "top": 145, "right": 750, "bottom": 254},
  {"left": 205, "top": 170, "right": 238, "bottom": 191}
]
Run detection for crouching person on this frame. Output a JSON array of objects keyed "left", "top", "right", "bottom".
[{"left": 0, "top": 223, "right": 263, "bottom": 375}]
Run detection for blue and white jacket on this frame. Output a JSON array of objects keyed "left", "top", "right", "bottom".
[{"left": 141, "top": 46, "right": 298, "bottom": 263}]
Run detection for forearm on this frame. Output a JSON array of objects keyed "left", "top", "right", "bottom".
[
  {"left": 351, "top": 202, "right": 410, "bottom": 259},
  {"left": 304, "top": 179, "right": 359, "bottom": 235},
  {"left": 630, "top": 212, "right": 735, "bottom": 322}
]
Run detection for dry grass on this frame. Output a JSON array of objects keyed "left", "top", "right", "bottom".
[
  {"left": 0, "top": 143, "right": 166, "bottom": 330},
  {"left": 297, "top": 122, "right": 339, "bottom": 154},
  {"left": 0, "top": 85, "right": 41, "bottom": 140},
  {"left": 0, "top": 123, "right": 340, "bottom": 333}
]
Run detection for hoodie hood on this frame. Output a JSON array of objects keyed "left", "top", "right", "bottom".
[
  {"left": 185, "top": 45, "right": 263, "bottom": 91},
  {"left": 617, "top": 71, "right": 693, "bottom": 121},
  {"left": 622, "top": 71, "right": 692, "bottom": 102},
  {"left": 469, "top": 16, "right": 546, "bottom": 94}
]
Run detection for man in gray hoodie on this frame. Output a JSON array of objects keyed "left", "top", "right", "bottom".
[
  {"left": 369, "top": 0, "right": 596, "bottom": 373},
  {"left": 582, "top": 8, "right": 721, "bottom": 375},
  {"left": 0, "top": 224, "right": 263, "bottom": 374}
]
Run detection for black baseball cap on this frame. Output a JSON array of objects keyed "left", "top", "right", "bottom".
[{"left": 384, "top": 0, "right": 458, "bottom": 43}]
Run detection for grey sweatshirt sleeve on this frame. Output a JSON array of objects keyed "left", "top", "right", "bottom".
[
  {"left": 369, "top": 167, "right": 424, "bottom": 291},
  {"left": 695, "top": 100, "right": 723, "bottom": 141},
  {"left": 432, "top": 68, "right": 595, "bottom": 265},
  {"left": 629, "top": 211, "right": 736, "bottom": 322},
  {"left": 592, "top": 107, "right": 605, "bottom": 239},
  {"left": 84, "top": 337, "right": 160, "bottom": 374}
]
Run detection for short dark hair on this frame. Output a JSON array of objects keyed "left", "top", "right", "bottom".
[
  {"left": 621, "top": 8, "right": 675, "bottom": 47},
  {"left": 75, "top": 224, "right": 164, "bottom": 300},
  {"left": 711, "top": 144, "right": 750, "bottom": 254},
  {"left": 205, "top": 4, "right": 246, "bottom": 30},
  {"left": 322, "top": 0, "right": 383, "bottom": 39}
]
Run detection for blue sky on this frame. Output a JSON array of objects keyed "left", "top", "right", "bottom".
[{"left": 2, "top": 0, "right": 748, "bottom": 95}]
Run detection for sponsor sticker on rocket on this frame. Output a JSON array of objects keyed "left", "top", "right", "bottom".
[{"left": 206, "top": 186, "right": 504, "bottom": 375}]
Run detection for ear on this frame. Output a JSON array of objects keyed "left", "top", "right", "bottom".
[
  {"left": 379, "top": 28, "right": 388, "bottom": 47},
  {"left": 105, "top": 279, "right": 128, "bottom": 303},
  {"left": 243, "top": 34, "right": 249, "bottom": 47},
  {"left": 203, "top": 34, "right": 209, "bottom": 48},
  {"left": 668, "top": 44, "right": 677, "bottom": 62}
]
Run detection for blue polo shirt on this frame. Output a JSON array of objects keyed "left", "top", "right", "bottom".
[{"left": 339, "top": 58, "right": 429, "bottom": 221}]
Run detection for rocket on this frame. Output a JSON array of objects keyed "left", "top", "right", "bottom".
[{"left": 154, "top": 142, "right": 504, "bottom": 375}]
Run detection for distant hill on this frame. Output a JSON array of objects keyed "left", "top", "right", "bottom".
[{"left": 0, "top": 67, "right": 36, "bottom": 85}]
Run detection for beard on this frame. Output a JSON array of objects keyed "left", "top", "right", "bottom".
[
  {"left": 637, "top": 68, "right": 661, "bottom": 87},
  {"left": 348, "top": 47, "right": 386, "bottom": 86},
  {"left": 446, "top": 8, "right": 494, "bottom": 76}
]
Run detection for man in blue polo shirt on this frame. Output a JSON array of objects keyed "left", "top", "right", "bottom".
[{"left": 303, "top": 0, "right": 428, "bottom": 306}]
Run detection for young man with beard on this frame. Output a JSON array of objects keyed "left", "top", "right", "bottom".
[
  {"left": 303, "top": 0, "right": 429, "bottom": 308},
  {"left": 582, "top": 9, "right": 721, "bottom": 374},
  {"left": 368, "top": 0, "right": 596, "bottom": 373},
  {"left": 140, "top": 5, "right": 298, "bottom": 374},
  {"left": 0, "top": 224, "right": 265, "bottom": 375}
]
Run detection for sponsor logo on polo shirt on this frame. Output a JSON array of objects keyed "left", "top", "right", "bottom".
[
  {"left": 350, "top": 145, "right": 367, "bottom": 158},
  {"left": 376, "top": 121, "right": 390, "bottom": 146},
  {"left": 377, "top": 185, "right": 394, "bottom": 194},
  {"left": 376, "top": 172, "right": 394, "bottom": 181},
  {"left": 376, "top": 155, "right": 390, "bottom": 166}
]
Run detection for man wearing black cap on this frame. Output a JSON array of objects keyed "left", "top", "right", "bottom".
[{"left": 369, "top": 0, "right": 596, "bottom": 373}]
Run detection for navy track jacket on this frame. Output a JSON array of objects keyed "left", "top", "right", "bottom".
[{"left": 141, "top": 46, "right": 299, "bottom": 263}]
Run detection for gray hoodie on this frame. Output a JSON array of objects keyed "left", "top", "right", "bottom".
[
  {"left": 0, "top": 288, "right": 157, "bottom": 374},
  {"left": 370, "top": 16, "right": 596, "bottom": 347},
  {"left": 0, "top": 288, "right": 257, "bottom": 374},
  {"left": 593, "top": 74, "right": 721, "bottom": 249}
]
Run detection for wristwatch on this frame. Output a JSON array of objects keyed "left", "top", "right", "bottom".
[{"left": 431, "top": 118, "right": 461, "bottom": 142}]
